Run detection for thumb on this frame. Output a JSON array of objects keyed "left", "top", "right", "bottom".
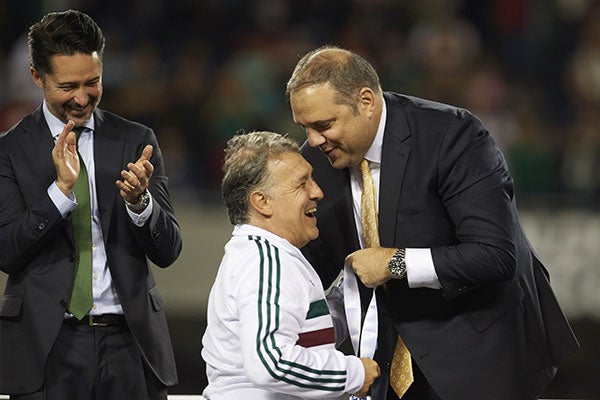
[{"left": 141, "top": 144, "right": 153, "bottom": 161}]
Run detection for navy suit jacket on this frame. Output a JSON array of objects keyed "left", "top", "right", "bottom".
[
  {"left": 0, "top": 107, "right": 182, "bottom": 393},
  {"left": 301, "top": 92, "right": 578, "bottom": 400}
]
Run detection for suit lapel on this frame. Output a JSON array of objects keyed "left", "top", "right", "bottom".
[
  {"left": 92, "top": 110, "right": 122, "bottom": 240},
  {"left": 17, "top": 108, "right": 57, "bottom": 189},
  {"left": 379, "top": 93, "right": 411, "bottom": 248}
]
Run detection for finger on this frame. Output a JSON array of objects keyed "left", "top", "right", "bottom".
[
  {"left": 141, "top": 159, "right": 154, "bottom": 179},
  {"left": 56, "top": 121, "right": 76, "bottom": 149},
  {"left": 116, "top": 179, "right": 137, "bottom": 194},
  {"left": 62, "top": 120, "right": 76, "bottom": 137},
  {"left": 133, "top": 144, "right": 153, "bottom": 165},
  {"left": 140, "top": 144, "right": 153, "bottom": 161},
  {"left": 120, "top": 170, "right": 141, "bottom": 190},
  {"left": 127, "top": 162, "right": 146, "bottom": 183}
]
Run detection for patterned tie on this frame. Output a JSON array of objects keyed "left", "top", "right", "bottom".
[
  {"left": 360, "top": 159, "right": 413, "bottom": 398},
  {"left": 68, "top": 127, "right": 93, "bottom": 320}
]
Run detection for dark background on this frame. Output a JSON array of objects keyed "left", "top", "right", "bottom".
[{"left": 1, "top": 0, "right": 600, "bottom": 397}]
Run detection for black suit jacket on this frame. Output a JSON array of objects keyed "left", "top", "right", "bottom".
[
  {"left": 301, "top": 92, "right": 578, "bottom": 400},
  {"left": 0, "top": 107, "right": 182, "bottom": 394}
]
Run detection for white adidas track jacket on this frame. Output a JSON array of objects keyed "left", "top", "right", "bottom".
[{"left": 201, "top": 224, "right": 364, "bottom": 399}]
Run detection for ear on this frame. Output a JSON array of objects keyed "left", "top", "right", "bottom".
[
  {"left": 30, "top": 67, "right": 44, "bottom": 89},
  {"left": 249, "top": 190, "right": 273, "bottom": 218},
  {"left": 358, "top": 87, "right": 376, "bottom": 117}
]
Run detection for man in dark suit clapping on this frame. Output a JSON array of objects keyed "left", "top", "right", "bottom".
[{"left": 0, "top": 10, "right": 181, "bottom": 400}]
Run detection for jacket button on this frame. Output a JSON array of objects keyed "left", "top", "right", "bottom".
[
  {"left": 68, "top": 254, "right": 76, "bottom": 262},
  {"left": 59, "top": 299, "right": 68, "bottom": 308},
  {"left": 38, "top": 222, "right": 46, "bottom": 230}
]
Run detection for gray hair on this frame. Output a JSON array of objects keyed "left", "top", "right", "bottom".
[
  {"left": 222, "top": 131, "right": 300, "bottom": 225},
  {"left": 285, "top": 45, "right": 381, "bottom": 115}
]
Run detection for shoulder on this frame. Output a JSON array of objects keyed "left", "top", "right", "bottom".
[
  {"left": 94, "top": 108, "right": 153, "bottom": 134},
  {"left": 385, "top": 91, "right": 480, "bottom": 126},
  {"left": 0, "top": 110, "right": 41, "bottom": 151}
]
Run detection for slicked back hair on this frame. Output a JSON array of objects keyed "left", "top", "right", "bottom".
[{"left": 28, "top": 9, "right": 105, "bottom": 77}]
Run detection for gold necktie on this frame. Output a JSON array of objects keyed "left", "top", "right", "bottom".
[{"left": 360, "top": 159, "right": 413, "bottom": 398}]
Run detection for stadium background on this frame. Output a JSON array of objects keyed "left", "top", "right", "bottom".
[{"left": 2, "top": 0, "right": 600, "bottom": 397}]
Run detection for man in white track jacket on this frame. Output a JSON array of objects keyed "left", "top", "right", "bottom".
[{"left": 201, "top": 131, "right": 380, "bottom": 399}]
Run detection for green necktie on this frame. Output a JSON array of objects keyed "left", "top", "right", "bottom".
[{"left": 68, "top": 127, "right": 93, "bottom": 320}]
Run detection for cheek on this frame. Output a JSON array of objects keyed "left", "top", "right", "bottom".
[
  {"left": 90, "top": 86, "right": 102, "bottom": 97},
  {"left": 45, "top": 94, "right": 70, "bottom": 110}
]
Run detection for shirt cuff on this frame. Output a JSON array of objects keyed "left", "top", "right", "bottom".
[
  {"left": 48, "top": 182, "right": 76, "bottom": 218},
  {"left": 126, "top": 194, "right": 153, "bottom": 226},
  {"left": 405, "top": 248, "right": 441, "bottom": 289},
  {"left": 344, "top": 355, "right": 365, "bottom": 395}
]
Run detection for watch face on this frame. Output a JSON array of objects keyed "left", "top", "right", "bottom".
[{"left": 388, "top": 249, "right": 406, "bottom": 278}]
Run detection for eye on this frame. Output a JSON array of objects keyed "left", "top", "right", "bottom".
[
  {"left": 314, "top": 122, "right": 331, "bottom": 131},
  {"left": 86, "top": 79, "right": 101, "bottom": 87}
]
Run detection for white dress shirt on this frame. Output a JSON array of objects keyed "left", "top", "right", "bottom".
[
  {"left": 349, "top": 98, "right": 440, "bottom": 289},
  {"left": 44, "top": 102, "right": 154, "bottom": 315}
]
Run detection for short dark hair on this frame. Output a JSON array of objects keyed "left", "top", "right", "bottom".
[
  {"left": 28, "top": 9, "right": 105, "bottom": 77},
  {"left": 285, "top": 45, "right": 381, "bottom": 114},
  {"left": 221, "top": 131, "right": 300, "bottom": 225}
]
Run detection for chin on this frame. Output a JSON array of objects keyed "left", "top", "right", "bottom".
[{"left": 328, "top": 158, "right": 345, "bottom": 170}]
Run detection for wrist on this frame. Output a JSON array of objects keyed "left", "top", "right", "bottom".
[
  {"left": 55, "top": 180, "right": 73, "bottom": 197},
  {"left": 125, "top": 189, "right": 150, "bottom": 213},
  {"left": 387, "top": 248, "right": 407, "bottom": 279}
]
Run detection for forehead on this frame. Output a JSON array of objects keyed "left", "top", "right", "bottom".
[
  {"left": 47, "top": 52, "right": 102, "bottom": 80},
  {"left": 290, "top": 83, "right": 341, "bottom": 122},
  {"left": 269, "top": 152, "right": 311, "bottom": 182}
]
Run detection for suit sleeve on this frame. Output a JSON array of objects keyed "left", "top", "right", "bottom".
[
  {"left": 0, "top": 146, "right": 67, "bottom": 275},
  {"left": 431, "top": 113, "right": 518, "bottom": 300},
  {"left": 126, "top": 130, "right": 182, "bottom": 267}
]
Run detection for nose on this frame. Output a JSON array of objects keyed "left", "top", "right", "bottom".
[
  {"left": 73, "top": 87, "right": 89, "bottom": 105},
  {"left": 309, "top": 179, "right": 324, "bottom": 201},
  {"left": 306, "top": 129, "right": 326, "bottom": 148}
]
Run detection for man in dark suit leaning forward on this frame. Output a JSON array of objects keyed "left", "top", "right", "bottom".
[
  {"left": 0, "top": 10, "right": 182, "bottom": 400},
  {"left": 286, "top": 45, "right": 578, "bottom": 400}
]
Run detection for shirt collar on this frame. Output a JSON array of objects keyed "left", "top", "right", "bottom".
[
  {"left": 43, "top": 101, "right": 95, "bottom": 140},
  {"left": 363, "top": 96, "right": 386, "bottom": 164}
]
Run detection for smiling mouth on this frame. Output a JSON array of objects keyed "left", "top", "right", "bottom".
[
  {"left": 305, "top": 207, "right": 317, "bottom": 218},
  {"left": 321, "top": 145, "right": 335, "bottom": 154}
]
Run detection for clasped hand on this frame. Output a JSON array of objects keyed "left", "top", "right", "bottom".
[{"left": 345, "top": 247, "right": 397, "bottom": 288}]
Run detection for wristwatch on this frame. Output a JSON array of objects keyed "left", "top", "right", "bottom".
[
  {"left": 387, "top": 248, "right": 407, "bottom": 279},
  {"left": 125, "top": 189, "right": 150, "bottom": 213}
]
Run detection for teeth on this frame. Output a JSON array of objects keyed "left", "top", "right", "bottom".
[{"left": 305, "top": 208, "right": 317, "bottom": 216}]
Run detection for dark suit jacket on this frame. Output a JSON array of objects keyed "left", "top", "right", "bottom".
[
  {"left": 301, "top": 92, "right": 578, "bottom": 400},
  {"left": 0, "top": 107, "right": 182, "bottom": 394}
]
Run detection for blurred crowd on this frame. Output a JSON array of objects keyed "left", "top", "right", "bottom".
[{"left": 2, "top": 0, "right": 600, "bottom": 204}]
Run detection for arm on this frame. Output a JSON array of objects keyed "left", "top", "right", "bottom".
[
  {"left": 431, "top": 114, "right": 517, "bottom": 299},
  {"left": 0, "top": 122, "right": 77, "bottom": 274},
  {"left": 117, "top": 131, "right": 182, "bottom": 267},
  {"left": 349, "top": 113, "right": 517, "bottom": 300},
  {"left": 237, "top": 245, "right": 378, "bottom": 398}
]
